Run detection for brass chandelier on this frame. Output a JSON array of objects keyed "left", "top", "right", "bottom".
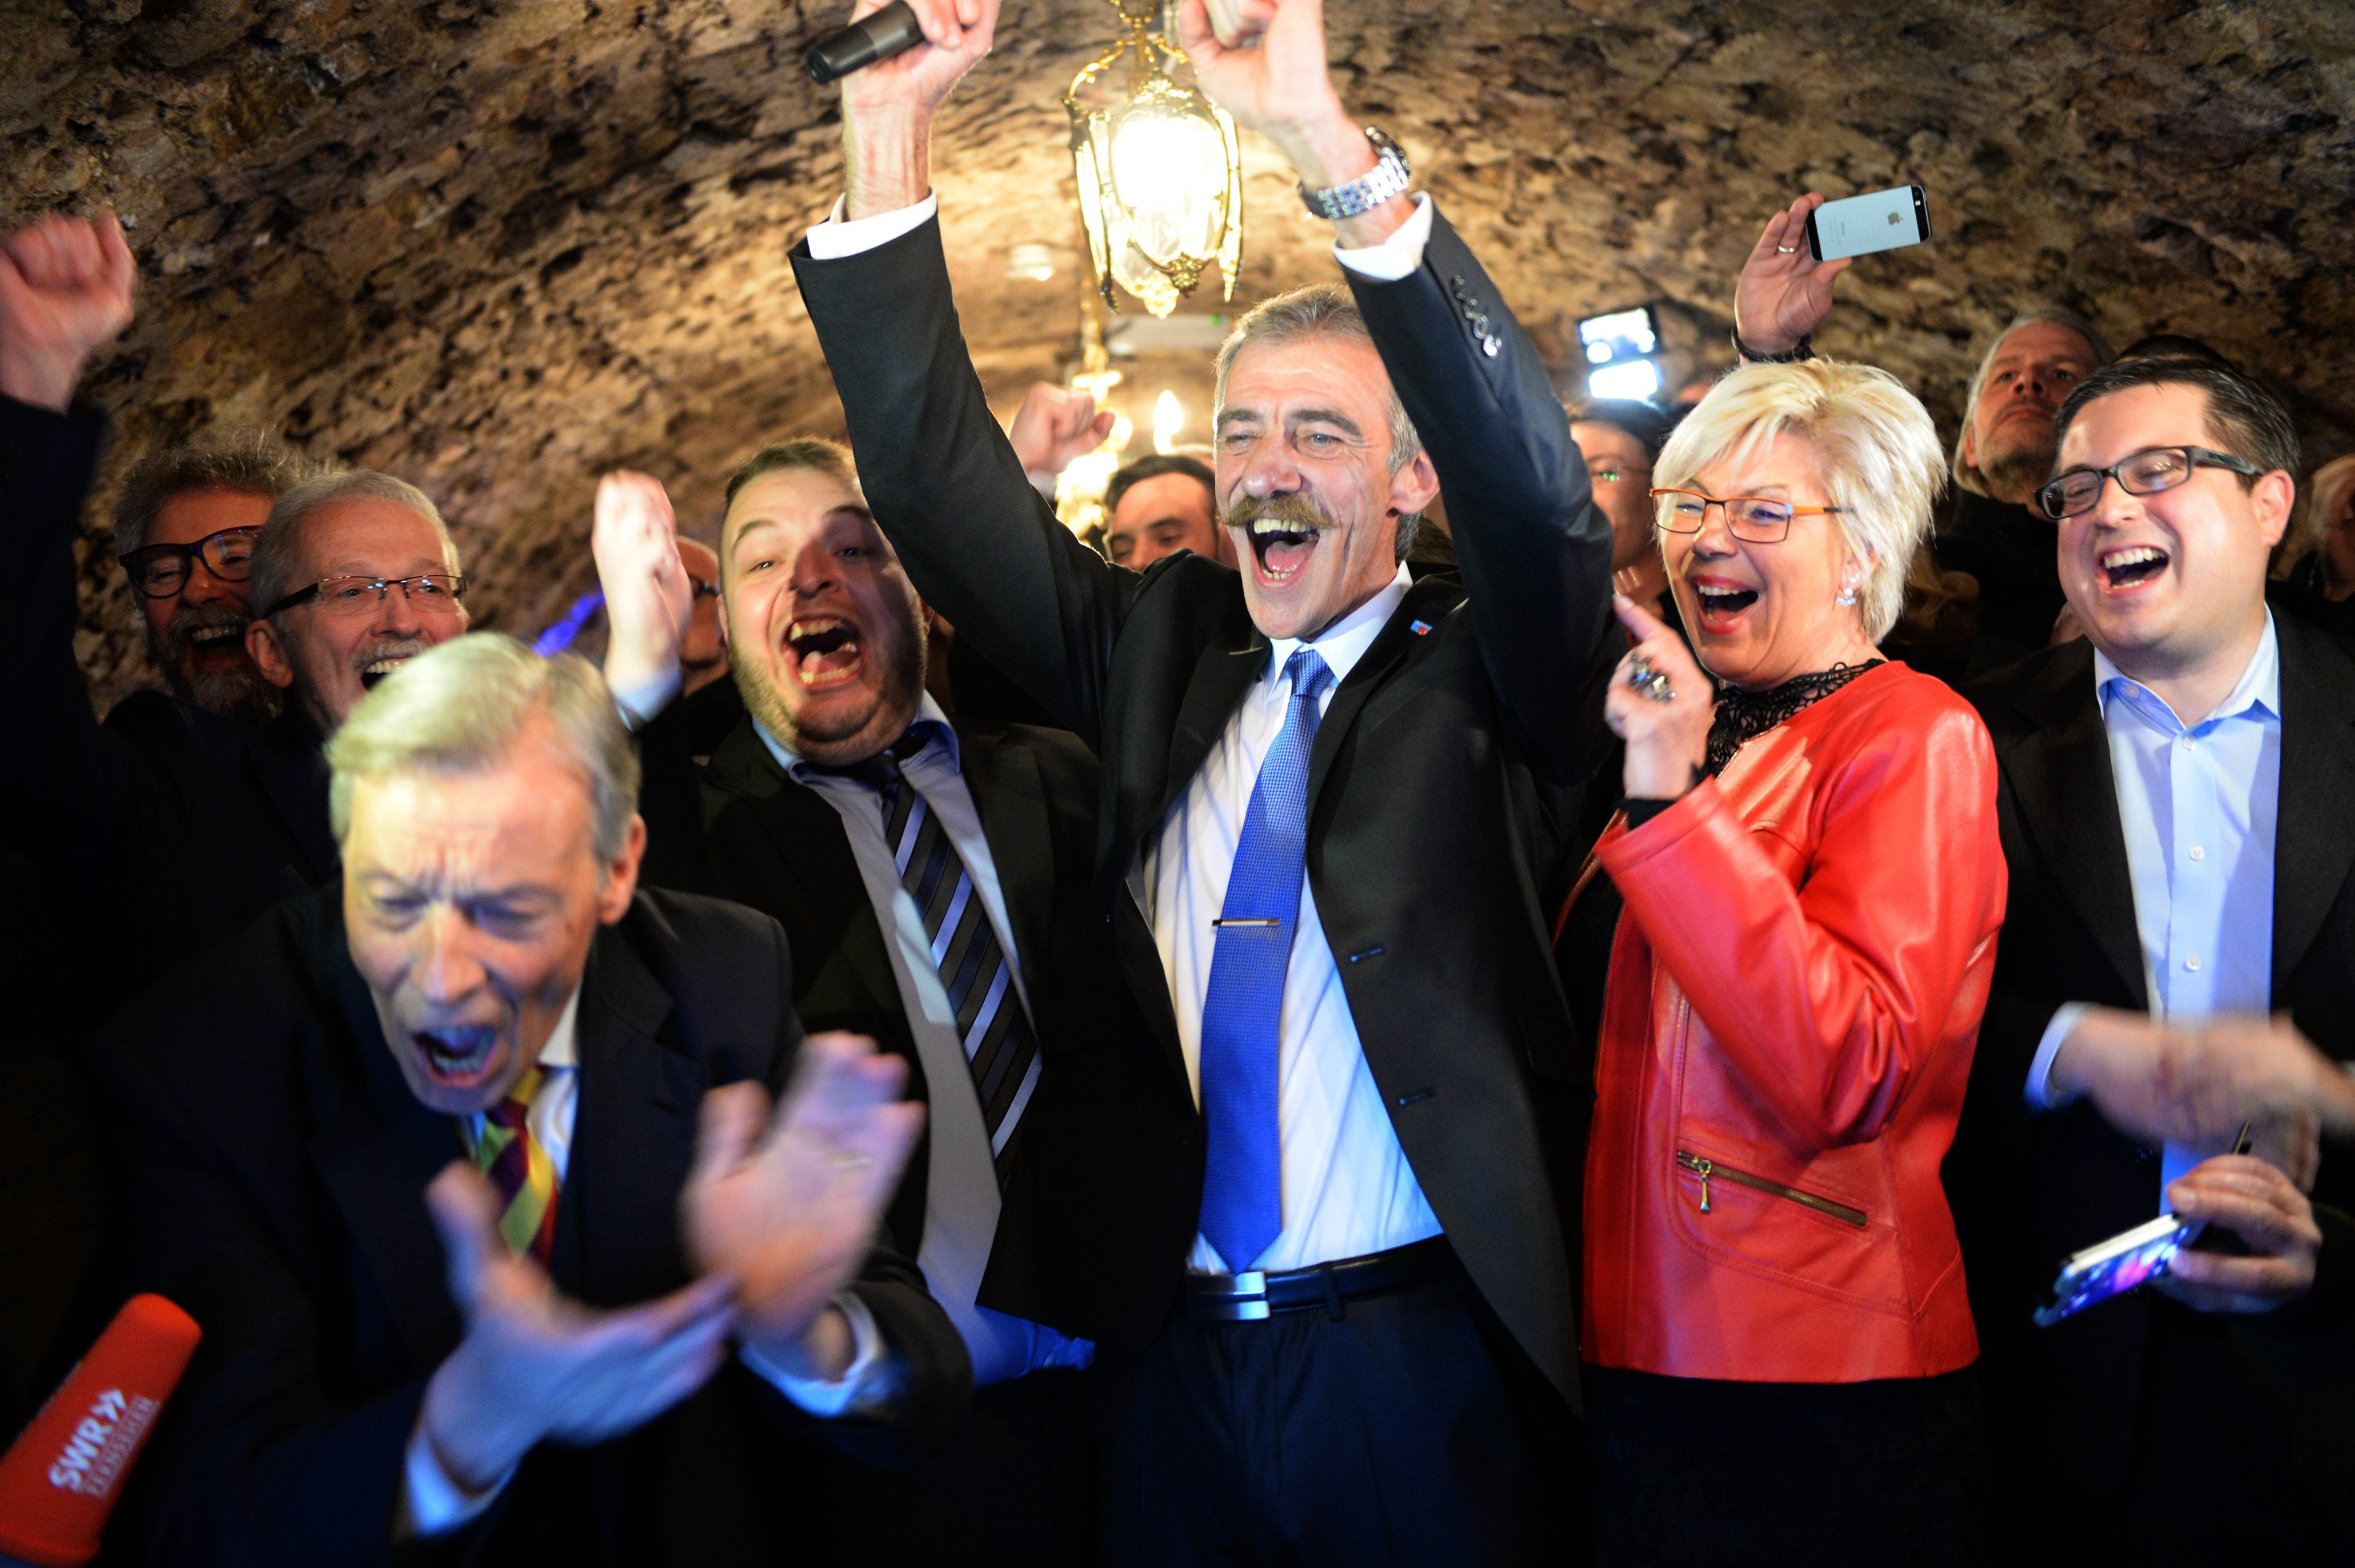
[{"left": 1065, "top": 0, "right": 1244, "bottom": 317}]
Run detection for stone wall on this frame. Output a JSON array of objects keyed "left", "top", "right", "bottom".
[{"left": 8, "top": 0, "right": 2352, "bottom": 708}]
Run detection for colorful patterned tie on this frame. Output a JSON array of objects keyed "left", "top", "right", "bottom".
[
  {"left": 470, "top": 1065, "right": 558, "bottom": 1266},
  {"left": 845, "top": 737, "right": 1041, "bottom": 1185},
  {"left": 1196, "top": 649, "right": 1334, "bottom": 1273}
]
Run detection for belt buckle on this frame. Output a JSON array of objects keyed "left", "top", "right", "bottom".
[{"left": 1194, "top": 1270, "right": 1270, "bottom": 1322}]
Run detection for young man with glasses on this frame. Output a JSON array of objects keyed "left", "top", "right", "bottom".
[
  {"left": 1951, "top": 356, "right": 2355, "bottom": 1563},
  {"left": 0, "top": 210, "right": 472, "bottom": 987}
]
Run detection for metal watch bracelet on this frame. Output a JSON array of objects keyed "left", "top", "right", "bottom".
[{"left": 1299, "top": 126, "right": 1412, "bottom": 221}]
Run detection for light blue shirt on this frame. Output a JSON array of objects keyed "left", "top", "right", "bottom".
[
  {"left": 1133, "top": 563, "right": 1447, "bottom": 1275},
  {"left": 760, "top": 695, "right": 1093, "bottom": 1387},
  {"left": 2028, "top": 617, "right": 2282, "bottom": 1205}
]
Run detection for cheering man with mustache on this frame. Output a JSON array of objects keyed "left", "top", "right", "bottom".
[
  {"left": 594, "top": 442, "right": 1118, "bottom": 1566},
  {"left": 792, "top": 0, "right": 1616, "bottom": 1558},
  {"left": 0, "top": 211, "right": 475, "bottom": 989}
]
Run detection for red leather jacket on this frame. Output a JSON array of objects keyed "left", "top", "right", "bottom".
[{"left": 1581, "top": 662, "right": 2005, "bottom": 1383}]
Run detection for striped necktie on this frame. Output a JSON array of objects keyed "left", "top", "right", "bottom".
[
  {"left": 470, "top": 1065, "right": 558, "bottom": 1266},
  {"left": 841, "top": 737, "right": 1040, "bottom": 1184}
]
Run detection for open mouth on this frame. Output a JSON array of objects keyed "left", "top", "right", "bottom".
[
  {"left": 185, "top": 624, "right": 246, "bottom": 664},
  {"left": 359, "top": 655, "right": 413, "bottom": 691},
  {"left": 411, "top": 1022, "right": 501, "bottom": 1085},
  {"left": 2099, "top": 544, "right": 2170, "bottom": 591},
  {"left": 784, "top": 616, "right": 865, "bottom": 689},
  {"left": 1245, "top": 516, "right": 1323, "bottom": 582},
  {"left": 1691, "top": 580, "right": 1760, "bottom": 631}
]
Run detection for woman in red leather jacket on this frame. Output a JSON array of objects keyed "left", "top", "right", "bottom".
[{"left": 1563, "top": 358, "right": 2007, "bottom": 1565}]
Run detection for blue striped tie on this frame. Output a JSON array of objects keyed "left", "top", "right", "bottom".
[
  {"left": 845, "top": 739, "right": 1040, "bottom": 1184},
  {"left": 1196, "top": 649, "right": 1334, "bottom": 1272}
]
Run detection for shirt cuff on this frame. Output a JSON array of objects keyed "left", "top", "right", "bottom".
[
  {"left": 1330, "top": 192, "right": 1433, "bottom": 283},
  {"left": 804, "top": 193, "right": 939, "bottom": 261},
  {"left": 609, "top": 667, "right": 681, "bottom": 731},
  {"left": 2027, "top": 1002, "right": 2095, "bottom": 1111},
  {"left": 395, "top": 1420, "right": 512, "bottom": 1540},
  {"left": 739, "top": 1293, "right": 897, "bottom": 1418}
]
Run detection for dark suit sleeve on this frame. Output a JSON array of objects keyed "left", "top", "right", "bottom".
[
  {"left": 791, "top": 218, "right": 1133, "bottom": 750},
  {"left": 1341, "top": 208, "right": 1616, "bottom": 784},
  {"left": 91, "top": 1032, "right": 424, "bottom": 1568},
  {"left": 0, "top": 397, "right": 155, "bottom": 936}
]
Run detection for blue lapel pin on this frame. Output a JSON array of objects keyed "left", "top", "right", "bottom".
[{"left": 1410, "top": 619, "right": 1432, "bottom": 636}]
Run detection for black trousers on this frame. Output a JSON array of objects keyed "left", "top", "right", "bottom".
[
  {"left": 815, "top": 1365, "right": 1100, "bottom": 1567},
  {"left": 1103, "top": 1269, "right": 1580, "bottom": 1567},
  {"left": 1586, "top": 1364, "right": 1985, "bottom": 1568}
]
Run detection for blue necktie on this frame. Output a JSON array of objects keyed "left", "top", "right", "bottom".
[{"left": 1197, "top": 649, "right": 1334, "bottom": 1272}]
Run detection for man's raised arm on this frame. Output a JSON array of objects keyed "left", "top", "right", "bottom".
[
  {"left": 1180, "top": 0, "right": 1615, "bottom": 782},
  {"left": 789, "top": 0, "right": 1130, "bottom": 747}
]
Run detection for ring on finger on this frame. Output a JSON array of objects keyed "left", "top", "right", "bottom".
[
  {"left": 1775, "top": 244, "right": 1798, "bottom": 254},
  {"left": 1625, "top": 655, "right": 1676, "bottom": 705}
]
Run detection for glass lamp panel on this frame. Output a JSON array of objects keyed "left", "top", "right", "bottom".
[{"left": 1105, "top": 96, "right": 1228, "bottom": 266}]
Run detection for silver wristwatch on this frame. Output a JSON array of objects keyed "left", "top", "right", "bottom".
[{"left": 1298, "top": 126, "right": 1411, "bottom": 221}]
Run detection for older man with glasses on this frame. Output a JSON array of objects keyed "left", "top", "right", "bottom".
[{"left": 0, "top": 209, "right": 473, "bottom": 993}]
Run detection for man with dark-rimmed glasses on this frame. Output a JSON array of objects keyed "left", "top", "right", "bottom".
[
  {"left": 1952, "top": 354, "right": 2355, "bottom": 1563},
  {"left": 0, "top": 209, "right": 473, "bottom": 988},
  {"left": 108, "top": 435, "right": 319, "bottom": 727}
]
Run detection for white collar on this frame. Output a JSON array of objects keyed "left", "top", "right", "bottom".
[
  {"left": 754, "top": 691, "right": 958, "bottom": 780},
  {"left": 1263, "top": 561, "right": 1414, "bottom": 688}
]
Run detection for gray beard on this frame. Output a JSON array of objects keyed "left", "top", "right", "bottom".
[
  {"left": 179, "top": 663, "right": 283, "bottom": 727},
  {"left": 1977, "top": 435, "right": 2058, "bottom": 508}
]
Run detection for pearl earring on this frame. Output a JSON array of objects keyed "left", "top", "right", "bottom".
[{"left": 1836, "top": 581, "right": 1858, "bottom": 606}]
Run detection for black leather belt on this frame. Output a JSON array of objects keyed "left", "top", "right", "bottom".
[{"left": 1185, "top": 1237, "right": 1456, "bottom": 1322}]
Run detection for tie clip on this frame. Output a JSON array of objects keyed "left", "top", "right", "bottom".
[{"left": 1211, "top": 917, "right": 1279, "bottom": 928}]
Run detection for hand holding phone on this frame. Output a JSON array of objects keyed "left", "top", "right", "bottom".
[
  {"left": 1734, "top": 194, "right": 1853, "bottom": 358},
  {"left": 1805, "top": 185, "right": 1931, "bottom": 262}
]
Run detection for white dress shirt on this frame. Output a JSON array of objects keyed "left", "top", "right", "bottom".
[
  {"left": 807, "top": 186, "right": 1446, "bottom": 1278},
  {"left": 2026, "top": 617, "right": 2283, "bottom": 1203},
  {"left": 1129, "top": 565, "right": 1445, "bottom": 1274},
  {"left": 756, "top": 695, "right": 1093, "bottom": 1387},
  {"left": 394, "top": 988, "right": 888, "bottom": 1535}
]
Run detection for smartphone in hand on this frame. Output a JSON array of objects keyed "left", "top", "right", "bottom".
[{"left": 1806, "top": 185, "right": 1931, "bottom": 263}]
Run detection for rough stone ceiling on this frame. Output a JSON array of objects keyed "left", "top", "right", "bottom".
[{"left": 10, "top": 0, "right": 2353, "bottom": 706}]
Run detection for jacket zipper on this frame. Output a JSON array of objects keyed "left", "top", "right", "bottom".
[{"left": 1675, "top": 1150, "right": 1867, "bottom": 1228}]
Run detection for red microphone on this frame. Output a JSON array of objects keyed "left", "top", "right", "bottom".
[{"left": 0, "top": 1295, "right": 201, "bottom": 1568}]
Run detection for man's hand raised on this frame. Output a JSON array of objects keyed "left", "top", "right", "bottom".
[
  {"left": 838, "top": 0, "right": 1002, "bottom": 218},
  {"left": 592, "top": 470, "right": 693, "bottom": 707},
  {"left": 682, "top": 1033, "right": 924, "bottom": 1381},
  {"left": 1008, "top": 382, "right": 1116, "bottom": 484},
  {"left": 0, "top": 212, "right": 136, "bottom": 413},
  {"left": 416, "top": 1163, "right": 739, "bottom": 1498},
  {"left": 1733, "top": 195, "right": 1850, "bottom": 358}
]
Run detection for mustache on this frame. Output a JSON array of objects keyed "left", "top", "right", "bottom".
[
  {"left": 1223, "top": 493, "right": 1334, "bottom": 535},
  {"left": 352, "top": 635, "right": 432, "bottom": 672},
  {"left": 163, "top": 599, "right": 251, "bottom": 657}
]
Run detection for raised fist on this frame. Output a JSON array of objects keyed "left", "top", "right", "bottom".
[{"left": 0, "top": 211, "right": 136, "bottom": 412}]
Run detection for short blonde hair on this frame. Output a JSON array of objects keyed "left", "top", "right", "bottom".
[
  {"left": 325, "top": 633, "right": 640, "bottom": 861},
  {"left": 1656, "top": 360, "right": 1947, "bottom": 642}
]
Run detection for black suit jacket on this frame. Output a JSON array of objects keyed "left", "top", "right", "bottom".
[
  {"left": 0, "top": 397, "right": 337, "bottom": 1002},
  {"left": 1954, "top": 619, "right": 2355, "bottom": 1504},
  {"left": 90, "top": 886, "right": 968, "bottom": 1568},
  {"left": 635, "top": 693, "right": 1131, "bottom": 1284},
  {"left": 792, "top": 210, "right": 1614, "bottom": 1406}
]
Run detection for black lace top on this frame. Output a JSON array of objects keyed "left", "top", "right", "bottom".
[
  {"left": 1556, "top": 660, "right": 1887, "bottom": 1053},
  {"left": 1703, "top": 661, "right": 1885, "bottom": 777}
]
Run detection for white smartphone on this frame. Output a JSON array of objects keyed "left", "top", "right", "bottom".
[
  {"left": 2032, "top": 1212, "right": 2206, "bottom": 1328},
  {"left": 1806, "top": 185, "right": 1931, "bottom": 263}
]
